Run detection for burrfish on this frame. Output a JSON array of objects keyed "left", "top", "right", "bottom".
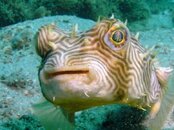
[{"left": 33, "top": 18, "right": 174, "bottom": 130}]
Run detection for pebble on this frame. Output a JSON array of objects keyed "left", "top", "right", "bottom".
[{"left": 3, "top": 45, "right": 12, "bottom": 55}]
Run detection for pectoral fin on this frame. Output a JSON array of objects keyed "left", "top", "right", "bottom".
[
  {"left": 32, "top": 99, "right": 74, "bottom": 130},
  {"left": 144, "top": 72, "right": 174, "bottom": 130},
  {"left": 149, "top": 100, "right": 161, "bottom": 119},
  {"left": 155, "top": 67, "right": 173, "bottom": 87}
]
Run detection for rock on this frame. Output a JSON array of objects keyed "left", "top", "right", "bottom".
[{"left": 3, "top": 45, "right": 12, "bottom": 55}]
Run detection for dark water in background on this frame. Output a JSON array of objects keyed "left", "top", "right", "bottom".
[
  {"left": 0, "top": 0, "right": 174, "bottom": 130},
  {"left": 0, "top": 0, "right": 174, "bottom": 28}
]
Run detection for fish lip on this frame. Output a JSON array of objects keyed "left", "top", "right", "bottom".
[{"left": 43, "top": 66, "right": 90, "bottom": 78}]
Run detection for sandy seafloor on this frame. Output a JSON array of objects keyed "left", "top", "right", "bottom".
[{"left": 0, "top": 15, "right": 174, "bottom": 130}]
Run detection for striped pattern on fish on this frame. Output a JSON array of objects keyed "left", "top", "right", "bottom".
[{"left": 33, "top": 18, "right": 174, "bottom": 130}]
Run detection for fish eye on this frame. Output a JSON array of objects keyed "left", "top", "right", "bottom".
[
  {"left": 104, "top": 22, "right": 130, "bottom": 51},
  {"left": 110, "top": 30, "right": 125, "bottom": 47}
]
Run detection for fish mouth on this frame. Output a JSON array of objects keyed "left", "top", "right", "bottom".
[{"left": 44, "top": 66, "right": 90, "bottom": 79}]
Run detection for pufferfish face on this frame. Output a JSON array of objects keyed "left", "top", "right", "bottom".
[{"left": 36, "top": 19, "right": 162, "bottom": 111}]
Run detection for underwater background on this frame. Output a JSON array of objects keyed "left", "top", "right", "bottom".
[{"left": 0, "top": 0, "right": 174, "bottom": 130}]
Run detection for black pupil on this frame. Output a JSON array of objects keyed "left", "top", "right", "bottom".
[{"left": 112, "top": 31, "right": 123, "bottom": 42}]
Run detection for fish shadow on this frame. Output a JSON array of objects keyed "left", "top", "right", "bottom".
[{"left": 98, "top": 105, "right": 148, "bottom": 130}]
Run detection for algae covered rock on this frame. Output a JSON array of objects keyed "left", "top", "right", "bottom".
[
  {"left": 1, "top": 0, "right": 174, "bottom": 28},
  {"left": 36, "top": 0, "right": 79, "bottom": 15},
  {"left": 76, "top": 0, "right": 114, "bottom": 21},
  {"left": 0, "top": 0, "right": 50, "bottom": 27},
  {"left": 0, "top": 0, "right": 32, "bottom": 27},
  {"left": 0, "top": 0, "right": 152, "bottom": 27},
  {"left": 118, "top": 0, "right": 150, "bottom": 22}
]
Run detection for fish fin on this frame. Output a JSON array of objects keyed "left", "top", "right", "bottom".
[
  {"left": 32, "top": 99, "right": 74, "bottom": 130},
  {"left": 144, "top": 71, "right": 174, "bottom": 130},
  {"left": 156, "top": 67, "right": 173, "bottom": 88}
]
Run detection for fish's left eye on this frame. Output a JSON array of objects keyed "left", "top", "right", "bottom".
[{"left": 110, "top": 30, "right": 125, "bottom": 47}]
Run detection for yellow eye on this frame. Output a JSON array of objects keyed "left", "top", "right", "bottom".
[{"left": 110, "top": 30, "right": 125, "bottom": 47}]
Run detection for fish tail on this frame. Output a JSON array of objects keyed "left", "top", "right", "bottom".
[
  {"left": 32, "top": 99, "right": 74, "bottom": 130},
  {"left": 145, "top": 72, "right": 174, "bottom": 130}
]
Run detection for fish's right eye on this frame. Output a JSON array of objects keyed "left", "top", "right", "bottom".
[{"left": 110, "top": 30, "right": 125, "bottom": 48}]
